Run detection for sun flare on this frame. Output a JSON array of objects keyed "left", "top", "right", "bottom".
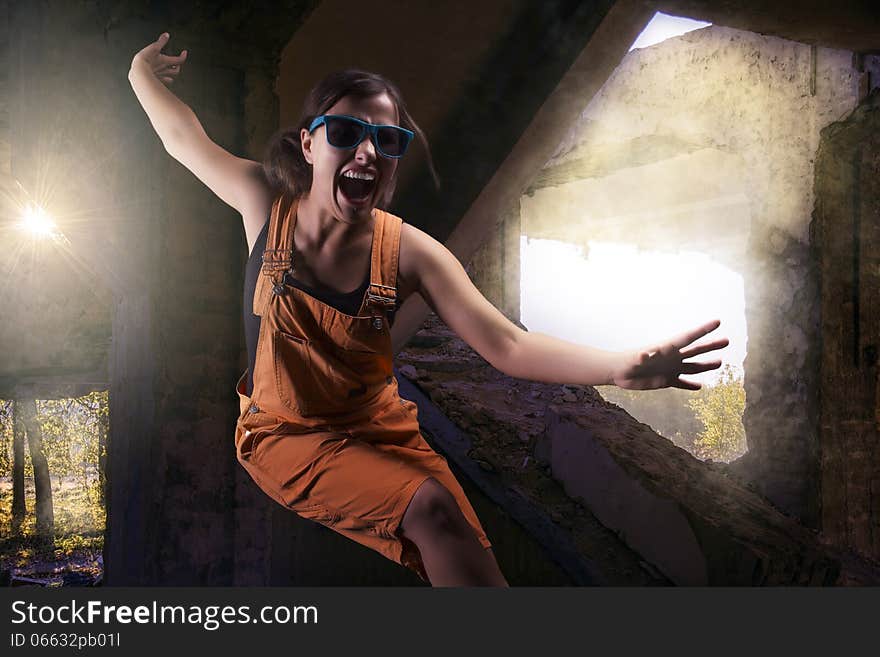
[{"left": 18, "top": 202, "right": 59, "bottom": 239}]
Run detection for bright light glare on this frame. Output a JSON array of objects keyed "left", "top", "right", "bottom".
[
  {"left": 520, "top": 237, "right": 746, "bottom": 387},
  {"left": 629, "top": 12, "right": 712, "bottom": 51},
  {"left": 19, "top": 203, "right": 59, "bottom": 238}
]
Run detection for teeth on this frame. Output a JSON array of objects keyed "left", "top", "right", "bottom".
[{"left": 342, "top": 170, "right": 375, "bottom": 181}]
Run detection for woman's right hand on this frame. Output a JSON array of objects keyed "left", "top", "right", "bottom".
[{"left": 131, "top": 32, "right": 187, "bottom": 86}]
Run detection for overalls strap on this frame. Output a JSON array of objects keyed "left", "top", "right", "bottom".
[
  {"left": 253, "top": 195, "right": 296, "bottom": 316},
  {"left": 365, "top": 209, "right": 402, "bottom": 322}
]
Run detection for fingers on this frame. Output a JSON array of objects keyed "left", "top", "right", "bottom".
[
  {"left": 679, "top": 337, "right": 729, "bottom": 359},
  {"left": 156, "top": 63, "right": 180, "bottom": 85},
  {"left": 142, "top": 32, "right": 170, "bottom": 56},
  {"left": 142, "top": 32, "right": 187, "bottom": 67},
  {"left": 155, "top": 62, "right": 182, "bottom": 75},
  {"left": 679, "top": 360, "right": 722, "bottom": 374},
  {"left": 671, "top": 377, "right": 702, "bottom": 391},
  {"left": 670, "top": 318, "right": 722, "bottom": 350},
  {"left": 156, "top": 49, "right": 187, "bottom": 66}
]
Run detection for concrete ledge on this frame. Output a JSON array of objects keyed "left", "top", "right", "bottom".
[
  {"left": 546, "top": 404, "right": 880, "bottom": 585},
  {"left": 547, "top": 410, "right": 708, "bottom": 584}
]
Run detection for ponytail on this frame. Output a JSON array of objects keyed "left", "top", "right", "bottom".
[{"left": 262, "top": 125, "right": 312, "bottom": 199}]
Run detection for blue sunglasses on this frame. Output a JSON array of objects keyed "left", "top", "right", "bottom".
[{"left": 308, "top": 114, "right": 414, "bottom": 158}]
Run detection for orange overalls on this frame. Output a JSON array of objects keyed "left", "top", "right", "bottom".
[{"left": 234, "top": 195, "right": 492, "bottom": 583}]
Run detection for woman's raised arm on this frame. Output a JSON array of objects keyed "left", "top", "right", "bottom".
[{"left": 128, "top": 32, "right": 271, "bottom": 250}]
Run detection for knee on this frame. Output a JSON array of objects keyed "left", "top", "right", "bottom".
[{"left": 402, "top": 477, "right": 470, "bottom": 538}]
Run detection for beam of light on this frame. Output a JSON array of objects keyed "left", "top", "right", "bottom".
[
  {"left": 0, "top": 102, "right": 162, "bottom": 301},
  {"left": 629, "top": 12, "right": 712, "bottom": 52},
  {"left": 18, "top": 202, "right": 60, "bottom": 238}
]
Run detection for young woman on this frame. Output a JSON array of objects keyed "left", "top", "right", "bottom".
[{"left": 129, "top": 33, "right": 729, "bottom": 587}]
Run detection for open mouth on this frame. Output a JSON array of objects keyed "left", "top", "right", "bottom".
[{"left": 338, "top": 170, "right": 377, "bottom": 205}]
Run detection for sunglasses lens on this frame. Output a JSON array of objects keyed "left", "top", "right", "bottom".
[
  {"left": 325, "top": 117, "right": 364, "bottom": 148},
  {"left": 376, "top": 127, "right": 408, "bottom": 157}
]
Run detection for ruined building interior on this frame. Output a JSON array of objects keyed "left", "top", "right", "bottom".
[{"left": 0, "top": 0, "right": 878, "bottom": 586}]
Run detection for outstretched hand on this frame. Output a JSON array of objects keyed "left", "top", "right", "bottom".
[
  {"left": 612, "top": 319, "right": 729, "bottom": 391},
  {"left": 132, "top": 32, "right": 187, "bottom": 86}
]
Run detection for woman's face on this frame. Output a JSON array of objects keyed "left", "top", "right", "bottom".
[{"left": 300, "top": 92, "right": 401, "bottom": 226}]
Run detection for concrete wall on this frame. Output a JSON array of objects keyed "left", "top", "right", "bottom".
[
  {"left": 813, "top": 89, "right": 880, "bottom": 562},
  {"left": 0, "top": 0, "right": 112, "bottom": 395},
  {"left": 0, "top": 0, "right": 8, "bottom": 175},
  {"left": 468, "top": 204, "right": 522, "bottom": 322}
]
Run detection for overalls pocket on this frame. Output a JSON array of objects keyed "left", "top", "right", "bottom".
[
  {"left": 273, "top": 329, "right": 329, "bottom": 417},
  {"left": 273, "top": 329, "right": 380, "bottom": 417}
]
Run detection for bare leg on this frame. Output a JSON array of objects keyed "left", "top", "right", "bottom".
[{"left": 400, "top": 478, "right": 509, "bottom": 587}]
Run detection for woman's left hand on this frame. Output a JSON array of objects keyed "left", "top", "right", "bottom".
[{"left": 612, "top": 319, "right": 729, "bottom": 391}]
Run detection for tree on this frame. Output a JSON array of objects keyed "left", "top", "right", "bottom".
[
  {"left": 687, "top": 364, "right": 746, "bottom": 462},
  {"left": 18, "top": 397, "right": 55, "bottom": 539},
  {"left": 10, "top": 401, "right": 26, "bottom": 531}
]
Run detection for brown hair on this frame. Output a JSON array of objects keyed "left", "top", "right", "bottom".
[{"left": 262, "top": 69, "right": 439, "bottom": 206}]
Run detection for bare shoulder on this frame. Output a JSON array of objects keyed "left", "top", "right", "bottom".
[
  {"left": 398, "top": 221, "right": 450, "bottom": 301},
  {"left": 398, "top": 222, "right": 427, "bottom": 302}
]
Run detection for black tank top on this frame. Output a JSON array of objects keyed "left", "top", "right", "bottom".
[{"left": 243, "top": 218, "right": 400, "bottom": 396}]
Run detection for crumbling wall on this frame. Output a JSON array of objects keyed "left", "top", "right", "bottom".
[
  {"left": 517, "top": 25, "right": 862, "bottom": 527},
  {"left": 0, "top": 0, "right": 9, "bottom": 175},
  {"left": 812, "top": 88, "right": 880, "bottom": 562}
]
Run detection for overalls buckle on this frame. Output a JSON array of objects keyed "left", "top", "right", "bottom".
[{"left": 367, "top": 287, "right": 396, "bottom": 330}]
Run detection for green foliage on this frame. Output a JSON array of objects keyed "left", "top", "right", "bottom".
[
  {"left": 0, "top": 401, "right": 11, "bottom": 475},
  {"left": 0, "top": 393, "right": 107, "bottom": 580},
  {"left": 0, "top": 478, "right": 105, "bottom": 575},
  {"left": 687, "top": 364, "right": 747, "bottom": 462},
  {"left": 0, "top": 393, "right": 107, "bottom": 495}
]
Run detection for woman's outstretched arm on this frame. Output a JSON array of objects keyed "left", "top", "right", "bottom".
[
  {"left": 128, "top": 32, "right": 271, "bottom": 250},
  {"left": 509, "top": 319, "right": 728, "bottom": 390},
  {"left": 400, "top": 223, "right": 728, "bottom": 391}
]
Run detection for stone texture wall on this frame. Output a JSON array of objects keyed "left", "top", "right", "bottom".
[
  {"left": 0, "top": 1, "right": 112, "bottom": 393},
  {"left": 519, "top": 24, "right": 863, "bottom": 527},
  {"left": 813, "top": 89, "right": 880, "bottom": 562},
  {"left": 468, "top": 203, "right": 522, "bottom": 322},
  {"left": 148, "top": 69, "right": 245, "bottom": 583},
  {"left": 0, "top": 0, "right": 8, "bottom": 175},
  {"left": 231, "top": 62, "right": 278, "bottom": 586}
]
